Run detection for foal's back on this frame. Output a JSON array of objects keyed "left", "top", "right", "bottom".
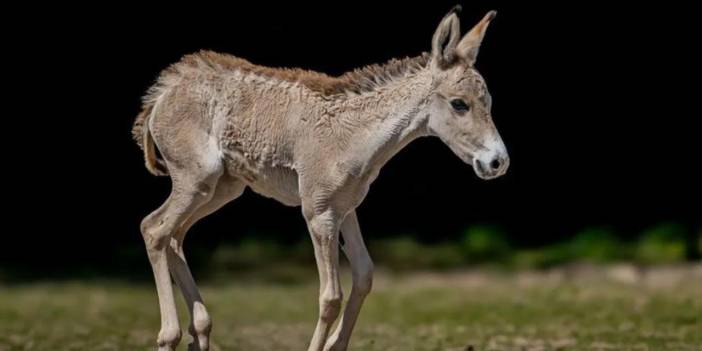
[
  {"left": 146, "top": 52, "right": 309, "bottom": 160},
  {"left": 138, "top": 51, "right": 346, "bottom": 205}
]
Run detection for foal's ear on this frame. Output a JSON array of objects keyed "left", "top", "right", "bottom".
[
  {"left": 457, "top": 10, "right": 497, "bottom": 66},
  {"left": 431, "top": 5, "right": 462, "bottom": 68}
]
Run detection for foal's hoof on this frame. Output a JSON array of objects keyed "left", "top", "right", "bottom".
[{"left": 187, "top": 339, "right": 209, "bottom": 351}]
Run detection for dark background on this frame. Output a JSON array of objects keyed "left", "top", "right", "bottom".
[{"left": 7, "top": 2, "right": 699, "bottom": 277}]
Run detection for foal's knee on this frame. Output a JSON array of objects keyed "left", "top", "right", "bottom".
[
  {"left": 141, "top": 216, "right": 171, "bottom": 254},
  {"left": 355, "top": 260, "right": 374, "bottom": 296},
  {"left": 319, "top": 292, "right": 343, "bottom": 324}
]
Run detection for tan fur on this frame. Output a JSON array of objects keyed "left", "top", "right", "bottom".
[{"left": 134, "top": 9, "right": 507, "bottom": 351}]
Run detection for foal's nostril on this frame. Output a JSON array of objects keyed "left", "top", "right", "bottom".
[{"left": 490, "top": 159, "right": 501, "bottom": 170}]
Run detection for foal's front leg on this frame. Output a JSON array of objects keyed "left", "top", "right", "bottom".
[
  {"left": 304, "top": 207, "right": 343, "bottom": 351},
  {"left": 325, "top": 210, "right": 373, "bottom": 351}
]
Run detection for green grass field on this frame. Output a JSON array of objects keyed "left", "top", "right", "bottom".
[{"left": 1, "top": 265, "right": 701, "bottom": 351}]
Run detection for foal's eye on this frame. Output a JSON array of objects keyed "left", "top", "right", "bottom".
[{"left": 450, "top": 99, "right": 470, "bottom": 112}]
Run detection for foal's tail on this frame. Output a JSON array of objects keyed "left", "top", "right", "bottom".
[{"left": 132, "top": 104, "right": 169, "bottom": 176}]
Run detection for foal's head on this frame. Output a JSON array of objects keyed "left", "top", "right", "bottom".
[{"left": 425, "top": 7, "right": 509, "bottom": 180}]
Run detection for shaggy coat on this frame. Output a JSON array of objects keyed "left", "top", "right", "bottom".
[{"left": 134, "top": 7, "right": 508, "bottom": 351}]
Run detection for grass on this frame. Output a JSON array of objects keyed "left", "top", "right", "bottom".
[{"left": 1, "top": 265, "right": 701, "bottom": 351}]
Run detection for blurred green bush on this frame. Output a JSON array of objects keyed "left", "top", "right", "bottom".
[
  {"left": 460, "top": 225, "right": 511, "bottom": 263},
  {"left": 202, "top": 222, "right": 699, "bottom": 272},
  {"left": 634, "top": 222, "right": 687, "bottom": 263},
  {"left": 3, "top": 222, "right": 698, "bottom": 282}
]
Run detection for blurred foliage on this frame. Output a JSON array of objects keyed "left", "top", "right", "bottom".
[
  {"left": 371, "top": 238, "right": 464, "bottom": 270},
  {"left": 567, "top": 227, "right": 623, "bottom": 261},
  {"left": 460, "top": 225, "right": 511, "bottom": 263},
  {"left": 198, "top": 222, "right": 699, "bottom": 273},
  {"left": 1, "top": 223, "right": 699, "bottom": 282},
  {"left": 635, "top": 222, "right": 688, "bottom": 263}
]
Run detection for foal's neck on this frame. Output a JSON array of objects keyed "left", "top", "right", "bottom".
[{"left": 344, "top": 67, "right": 434, "bottom": 174}]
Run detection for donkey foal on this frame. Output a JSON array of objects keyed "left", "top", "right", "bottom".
[{"left": 134, "top": 7, "right": 508, "bottom": 351}]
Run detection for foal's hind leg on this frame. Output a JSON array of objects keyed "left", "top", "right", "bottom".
[
  {"left": 168, "top": 177, "right": 246, "bottom": 351},
  {"left": 141, "top": 167, "right": 223, "bottom": 351}
]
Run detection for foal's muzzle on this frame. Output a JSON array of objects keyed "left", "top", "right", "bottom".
[{"left": 473, "top": 153, "right": 509, "bottom": 180}]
